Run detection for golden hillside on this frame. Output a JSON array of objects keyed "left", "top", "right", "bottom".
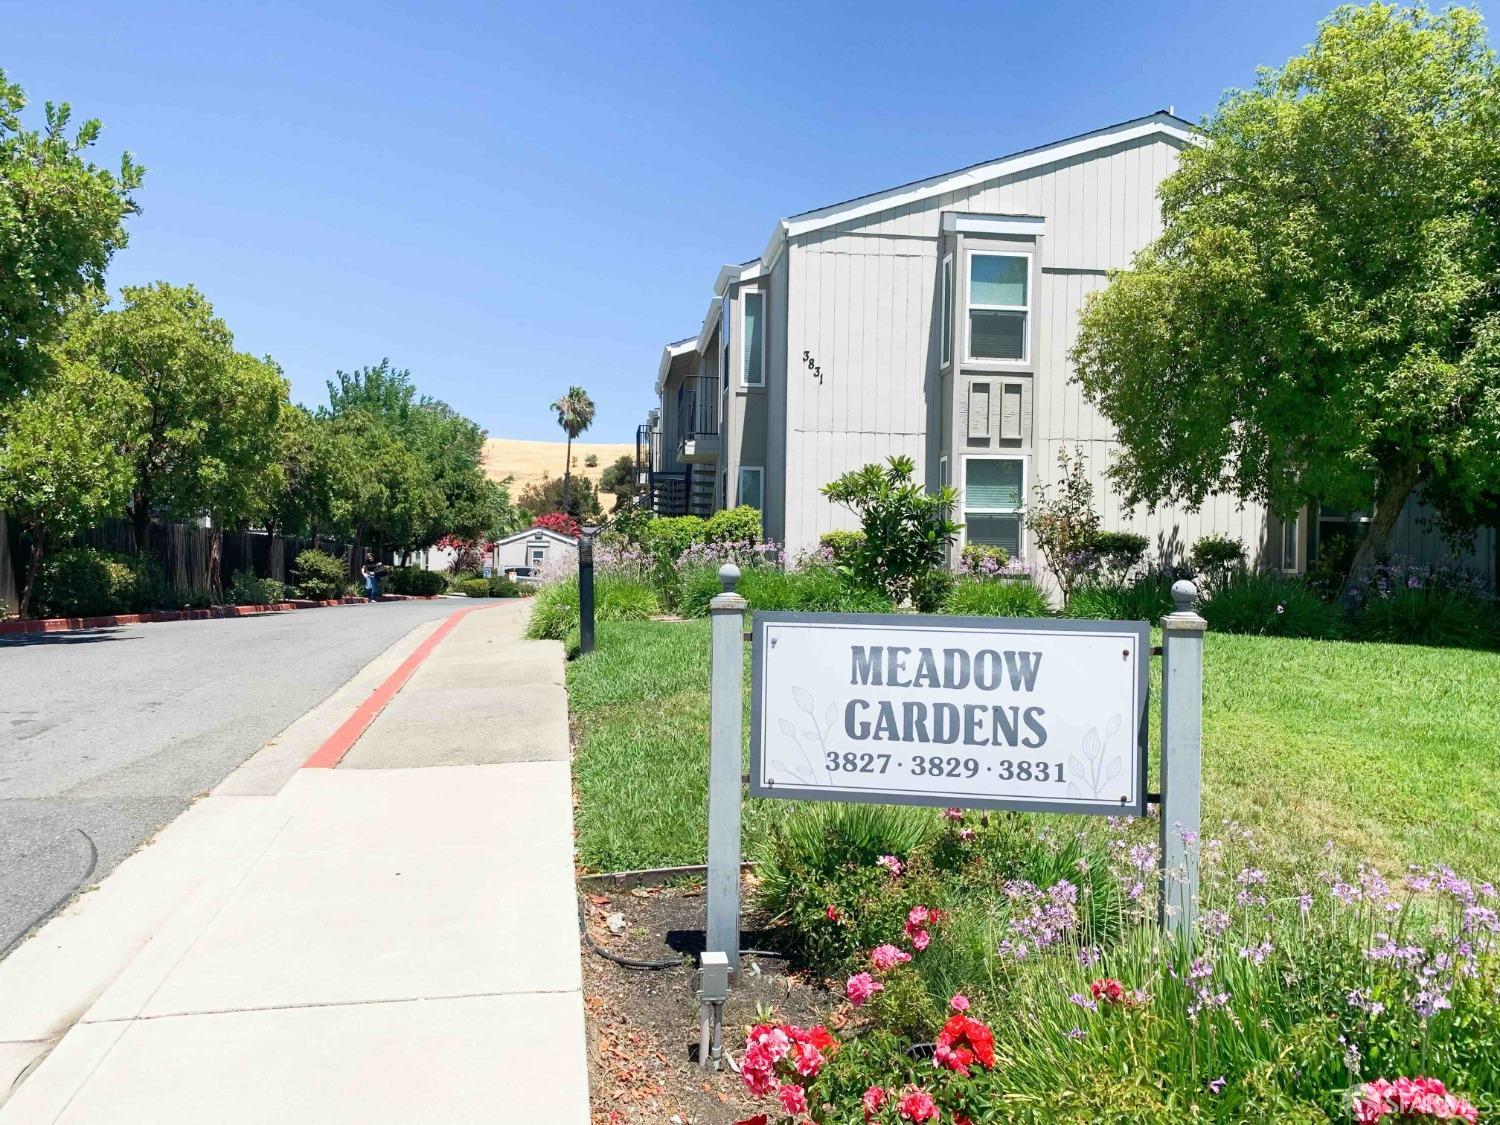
[{"left": 482, "top": 438, "right": 635, "bottom": 498}]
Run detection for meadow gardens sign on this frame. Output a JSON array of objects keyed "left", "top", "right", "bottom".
[
  {"left": 702, "top": 566, "right": 1208, "bottom": 978},
  {"left": 749, "top": 615, "right": 1149, "bottom": 816}
]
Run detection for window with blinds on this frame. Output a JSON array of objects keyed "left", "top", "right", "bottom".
[
  {"left": 967, "top": 252, "right": 1030, "bottom": 363},
  {"left": 963, "top": 457, "right": 1025, "bottom": 558},
  {"left": 742, "top": 292, "right": 765, "bottom": 387}
]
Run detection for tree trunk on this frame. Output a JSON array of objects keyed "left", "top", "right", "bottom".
[
  {"left": 18, "top": 530, "right": 44, "bottom": 619},
  {"left": 208, "top": 526, "right": 223, "bottom": 598},
  {"left": 561, "top": 434, "right": 573, "bottom": 516},
  {"left": 131, "top": 494, "right": 151, "bottom": 553},
  {"left": 1337, "top": 461, "right": 1422, "bottom": 604}
]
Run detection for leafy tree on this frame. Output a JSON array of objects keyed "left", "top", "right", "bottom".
[
  {"left": 598, "top": 454, "right": 637, "bottom": 510},
  {"left": 58, "top": 283, "right": 289, "bottom": 552},
  {"left": 325, "top": 408, "right": 440, "bottom": 561},
  {"left": 551, "top": 385, "right": 595, "bottom": 515},
  {"left": 584, "top": 453, "right": 599, "bottom": 468},
  {"left": 323, "top": 358, "right": 416, "bottom": 427},
  {"left": 1070, "top": 4, "right": 1500, "bottom": 598},
  {"left": 0, "top": 70, "right": 143, "bottom": 401},
  {"left": 0, "top": 361, "right": 136, "bottom": 615},
  {"left": 323, "top": 361, "right": 510, "bottom": 549},
  {"left": 267, "top": 405, "right": 337, "bottom": 539},
  {"left": 821, "top": 455, "right": 960, "bottom": 606},
  {"left": 519, "top": 472, "right": 603, "bottom": 522}
]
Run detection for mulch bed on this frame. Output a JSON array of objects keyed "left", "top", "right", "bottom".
[{"left": 580, "top": 877, "right": 836, "bottom": 1124}]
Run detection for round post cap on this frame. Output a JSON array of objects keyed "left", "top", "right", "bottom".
[
  {"left": 1170, "top": 579, "right": 1199, "bottom": 612},
  {"left": 718, "top": 563, "right": 741, "bottom": 592}
]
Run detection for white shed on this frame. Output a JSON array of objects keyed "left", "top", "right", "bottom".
[{"left": 492, "top": 527, "right": 577, "bottom": 580}]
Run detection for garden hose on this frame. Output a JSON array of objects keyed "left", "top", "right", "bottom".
[{"left": 577, "top": 899, "right": 790, "bottom": 970}]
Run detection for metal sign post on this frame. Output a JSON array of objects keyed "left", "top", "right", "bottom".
[
  {"left": 706, "top": 564, "right": 747, "bottom": 971},
  {"left": 1159, "top": 579, "right": 1206, "bottom": 944}
]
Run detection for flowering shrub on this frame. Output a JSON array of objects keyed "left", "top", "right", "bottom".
[
  {"left": 531, "top": 511, "right": 580, "bottom": 538},
  {"left": 737, "top": 1023, "right": 839, "bottom": 1120},
  {"left": 755, "top": 803, "right": 1499, "bottom": 1122},
  {"left": 1353, "top": 1076, "right": 1479, "bottom": 1123}
]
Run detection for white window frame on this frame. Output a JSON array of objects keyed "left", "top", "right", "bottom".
[
  {"left": 737, "top": 465, "right": 764, "bottom": 510},
  {"left": 1279, "top": 514, "right": 1300, "bottom": 572},
  {"left": 741, "top": 290, "right": 766, "bottom": 388},
  {"left": 964, "top": 250, "right": 1032, "bottom": 366},
  {"left": 939, "top": 253, "right": 954, "bottom": 369},
  {"left": 960, "top": 453, "right": 1028, "bottom": 558}
]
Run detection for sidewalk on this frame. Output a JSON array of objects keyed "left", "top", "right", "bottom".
[{"left": 0, "top": 601, "right": 588, "bottom": 1123}]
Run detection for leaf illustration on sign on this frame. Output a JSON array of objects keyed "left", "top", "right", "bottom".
[
  {"left": 771, "top": 758, "right": 813, "bottom": 783},
  {"left": 777, "top": 686, "right": 839, "bottom": 785},
  {"left": 1074, "top": 714, "right": 1126, "bottom": 798}
]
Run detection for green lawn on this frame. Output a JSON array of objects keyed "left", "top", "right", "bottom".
[{"left": 566, "top": 619, "right": 1500, "bottom": 876}]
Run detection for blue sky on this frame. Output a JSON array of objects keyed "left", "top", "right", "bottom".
[{"left": 7, "top": 0, "right": 1464, "bottom": 441}]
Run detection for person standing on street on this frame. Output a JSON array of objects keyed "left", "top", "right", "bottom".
[{"left": 361, "top": 553, "right": 382, "bottom": 602}]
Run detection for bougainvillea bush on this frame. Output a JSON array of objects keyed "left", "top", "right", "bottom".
[{"left": 737, "top": 807, "right": 1499, "bottom": 1123}]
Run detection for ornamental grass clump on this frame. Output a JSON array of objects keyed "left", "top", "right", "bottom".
[{"left": 755, "top": 804, "right": 1499, "bottom": 1122}]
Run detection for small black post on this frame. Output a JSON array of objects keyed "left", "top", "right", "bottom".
[{"left": 578, "top": 528, "right": 596, "bottom": 654}]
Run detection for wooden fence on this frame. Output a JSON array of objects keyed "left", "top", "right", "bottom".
[{"left": 0, "top": 516, "right": 358, "bottom": 616}]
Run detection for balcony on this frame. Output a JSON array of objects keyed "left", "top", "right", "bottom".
[{"left": 676, "top": 374, "right": 721, "bottom": 464}]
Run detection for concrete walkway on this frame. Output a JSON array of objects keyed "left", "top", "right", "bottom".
[{"left": 0, "top": 601, "right": 588, "bottom": 1123}]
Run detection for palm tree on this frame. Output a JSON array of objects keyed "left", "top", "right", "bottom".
[{"left": 551, "top": 385, "right": 595, "bottom": 517}]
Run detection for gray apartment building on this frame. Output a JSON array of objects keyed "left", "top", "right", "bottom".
[{"left": 637, "top": 111, "right": 1496, "bottom": 586}]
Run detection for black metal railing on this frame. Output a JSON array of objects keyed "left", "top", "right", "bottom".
[{"left": 677, "top": 374, "right": 720, "bottom": 441}]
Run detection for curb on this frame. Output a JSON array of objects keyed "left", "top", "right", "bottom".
[
  {"left": 0, "top": 595, "right": 440, "bottom": 636},
  {"left": 300, "top": 604, "right": 484, "bottom": 769}
]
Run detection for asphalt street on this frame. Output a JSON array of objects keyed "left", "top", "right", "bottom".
[{"left": 0, "top": 599, "right": 461, "bottom": 956}]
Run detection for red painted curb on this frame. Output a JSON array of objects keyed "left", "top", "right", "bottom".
[
  {"left": 301, "top": 605, "right": 482, "bottom": 769},
  {"left": 0, "top": 595, "right": 441, "bottom": 636}
]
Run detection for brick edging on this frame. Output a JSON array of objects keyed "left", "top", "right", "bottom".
[{"left": 0, "top": 594, "right": 440, "bottom": 636}]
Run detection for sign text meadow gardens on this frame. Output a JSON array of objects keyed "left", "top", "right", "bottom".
[{"left": 749, "top": 612, "right": 1150, "bottom": 816}]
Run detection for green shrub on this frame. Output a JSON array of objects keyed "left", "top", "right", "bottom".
[
  {"left": 678, "top": 564, "right": 893, "bottom": 619},
  {"left": 228, "top": 569, "right": 287, "bottom": 606},
  {"left": 524, "top": 575, "right": 661, "bottom": 640},
  {"left": 1189, "top": 533, "right": 1247, "bottom": 586},
  {"left": 703, "top": 505, "right": 762, "bottom": 544},
  {"left": 487, "top": 575, "right": 525, "bottom": 598},
  {"left": 910, "top": 566, "right": 954, "bottom": 612},
  {"left": 447, "top": 568, "right": 481, "bottom": 591},
  {"left": 604, "top": 503, "right": 654, "bottom": 546},
  {"left": 291, "top": 549, "right": 347, "bottom": 600},
  {"left": 457, "top": 578, "right": 492, "bottom": 598},
  {"left": 1198, "top": 571, "right": 1340, "bottom": 638},
  {"left": 642, "top": 515, "right": 706, "bottom": 561},
  {"left": 1066, "top": 573, "right": 1174, "bottom": 622},
  {"left": 939, "top": 576, "right": 1053, "bottom": 618},
  {"left": 819, "top": 529, "right": 866, "bottom": 563},
  {"left": 1091, "top": 529, "right": 1149, "bottom": 579},
  {"left": 821, "top": 455, "right": 961, "bottom": 606},
  {"left": 34, "top": 548, "right": 162, "bottom": 617},
  {"left": 166, "top": 583, "right": 214, "bottom": 610},
  {"left": 1352, "top": 586, "right": 1497, "bottom": 649},
  {"left": 385, "top": 566, "right": 446, "bottom": 596}
]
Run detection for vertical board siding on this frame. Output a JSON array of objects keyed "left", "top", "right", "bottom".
[{"left": 767, "top": 133, "right": 1493, "bottom": 580}]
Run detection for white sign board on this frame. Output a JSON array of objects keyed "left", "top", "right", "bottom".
[{"left": 749, "top": 612, "right": 1149, "bottom": 816}]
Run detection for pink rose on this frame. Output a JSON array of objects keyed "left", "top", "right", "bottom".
[
  {"left": 870, "top": 943, "right": 912, "bottom": 972},
  {"left": 846, "top": 971, "right": 884, "bottom": 1007}
]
